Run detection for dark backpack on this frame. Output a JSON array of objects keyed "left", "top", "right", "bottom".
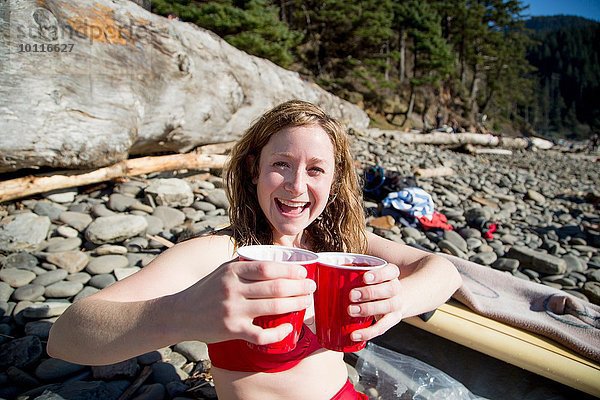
[{"left": 363, "top": 166, "right": 417, "bottom": 202}]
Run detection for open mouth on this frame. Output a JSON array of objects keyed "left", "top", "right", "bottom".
[{"left": 275, "top": 198, "right": 310, "bottom": 215}]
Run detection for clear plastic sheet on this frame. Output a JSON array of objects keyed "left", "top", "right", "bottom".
[{"left": 354, "top": 342, "right": 489, "bottom": 400}]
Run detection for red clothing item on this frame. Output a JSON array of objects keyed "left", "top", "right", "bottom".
[
  {"left": 331, "top": 379, "right": 369, "bottom": 400},
  {"left": 483, "top": 223, "right": 497, "bottom": 240},
  {"left": 207, "top": 324, "right": 322, "bottom": 373},
  {"left": 208, "top": 326, "right": 368, "bottom": 398},
  {"left": 417, "top": 211, "right": 454, "bottom": 231}
]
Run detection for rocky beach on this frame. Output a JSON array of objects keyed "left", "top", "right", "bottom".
[{"left": 0, "top": 130, "right": 598, "bottom": 399}]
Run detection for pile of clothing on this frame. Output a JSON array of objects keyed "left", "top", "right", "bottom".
[{"left": 363, "top": 166, "right": 453, "bottom": 231}]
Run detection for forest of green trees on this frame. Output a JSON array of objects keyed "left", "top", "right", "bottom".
[{"left": 150, "top": 0, "right": 599, "bottom": 140}]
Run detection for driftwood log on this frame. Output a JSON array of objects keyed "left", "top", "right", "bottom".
[
  {"left": 0, "top": 151, "right": 228, "bottom": 203},
  {"left": 367, "top": 129, "right": 554, "bottom": 150},
  {"left": 0, "top": 0, "right": 368, "bottom": 173},
  {"left": 463, "top": 144, "right": 513, "bottom": 156},
  {"left": 413, "top": 166, "right": 455, "bottom": 178}
]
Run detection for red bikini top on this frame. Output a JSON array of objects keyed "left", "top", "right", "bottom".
[{"left": 207, "top": 324, "right": 322, "bottom": 373}]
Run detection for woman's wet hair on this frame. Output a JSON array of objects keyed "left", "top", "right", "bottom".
[{"left": 225, "top": 99, "right": 367, "bottom": 253}]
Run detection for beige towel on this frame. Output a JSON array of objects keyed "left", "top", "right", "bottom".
[{"left": 443, "top": 254, "right": 600, "bottom": 363}]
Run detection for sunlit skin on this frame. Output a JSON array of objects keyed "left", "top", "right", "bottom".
[
  {"left": 46, "top": 105, "right": 462, "bottom": 400},
  {"left": 254, "top": 125, "right": 335, "bottom": 248}
]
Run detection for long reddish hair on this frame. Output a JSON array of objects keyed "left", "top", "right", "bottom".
[{"left": 224, "top": 100, "right": 367, "bottom": 253}]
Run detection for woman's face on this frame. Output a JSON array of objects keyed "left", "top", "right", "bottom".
[{"left": 254, "top": 125, "right": 336, "bottom": 246}]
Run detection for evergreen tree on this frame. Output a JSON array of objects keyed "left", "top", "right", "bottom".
[
  {"left": 151, "top": 0, "right": 301, "bottom": 67},
  {"left": 526, "top": 16, "right": 600, "bottom": 138},
  {"left": 477, "top": 1, "right": 534, "bottom": 124},
  {"left": 433, "top": 0, "right": 533, "bottom": 127},
  {"left": 149, "top": 1, "right": 597, "bottom": 138},
  {"left": 288, "top": 0, "right": 394, "bottom": 107},
  {"left": 391, "top": 0, "right": 453, "bottom": 125}
]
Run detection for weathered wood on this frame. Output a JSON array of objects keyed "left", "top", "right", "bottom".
[
  {"left": 367, "top": 129, "right": 553, "bottom": 150},
  {"left": 195, "top": 141, "right": 236, "bottom": 155},
  {"left": 146, "top": 234, "right": 175, "bottom": 248},
  {"left": 414, "top": 166, "right": 455, "bottom": 178},
  {"left": 118, "top": 365, "right": 152, "bottom": 400},
  {"left": 0, "top": 0, "right": 368, "bottom": 173},
  {"left": 0, "top": 152, "right": 228, "bottom": 203},
  {"left": 529, "top": 137, "right": 554, "bottom": 150},
  {"left": 464, "top": 144, "right": 513, "bottom": 156}
]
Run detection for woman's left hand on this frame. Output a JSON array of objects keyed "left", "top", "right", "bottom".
[{"left": 347, "top": 262, "right": 403, "bottom": 342}]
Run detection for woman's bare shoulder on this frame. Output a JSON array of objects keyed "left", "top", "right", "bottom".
[
  {"left": 176, "top": 227, "right": 234, "bottom": 246},
  {"left": 167, "top": 230, "right": 237, "bottom": 262}
]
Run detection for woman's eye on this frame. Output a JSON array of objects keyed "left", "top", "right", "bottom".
[
  {"left": 273, "top": 161, "right": 289, "bottom": 168},
  {"left": 310, "top": 167, "right": 325, "bottom": 174}
]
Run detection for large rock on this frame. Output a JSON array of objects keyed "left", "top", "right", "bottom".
[
  {"left": 0, "top": 214, "right": 50, "bottom": 252},
  {"left": 145, "top": 179, "right": 194, "bottom": 207},
  {"left": 0, "top": 0, "right": 369, "bottom": 173},
  {"left": 85, "top": 215, "right": 148, "bottom": 244},
  {"left": 0, "top": 336, "right": 43, "bottom": 369},
  {"left": 506, "top": 246, "right": 567, "bottom": 275},
  {"left": 20, "top": 380, "right": 129, "bottom": 400}
]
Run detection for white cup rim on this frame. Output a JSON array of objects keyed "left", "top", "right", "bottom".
[
  {"left": 237, "top": 245, "right": 318, "bottom": 264},
  {"left": 317, "top": 252, "right": 388, "bottom": 270}
]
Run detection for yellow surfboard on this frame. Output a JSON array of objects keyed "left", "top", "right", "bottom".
[{"left": 403, "top": 301, "right": 600, "bottom": 398}]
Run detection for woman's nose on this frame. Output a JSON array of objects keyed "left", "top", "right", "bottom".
[{"left": 284, "top": 170, "right": 306, "bottom": 194}]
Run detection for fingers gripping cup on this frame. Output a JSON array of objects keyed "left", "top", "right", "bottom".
[
  {"left": 315, "top": 253, "right": 387, "bottom": 352},
  {"left": 237, "top": 245, "right": 317, "bottom": 354}
]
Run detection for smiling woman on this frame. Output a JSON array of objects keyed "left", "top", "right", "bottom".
[
  {"left": 225, "top": 100, "right": 368, "bottom": 254},
  {"left": 254, "top": 125, "right": 335, "bottom": 247},
  {"left": 47, "top": 99, "right": 462, "bottom": 400}
]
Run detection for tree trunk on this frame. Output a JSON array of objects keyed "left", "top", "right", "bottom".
[
  {"left": 384, "top": 41, "right": 390, "bottom": 82},
  {"left": 479, "top": 87, "right": 495, "bottom": 116},
  {"left": 480, "top": 62, "right": 504, "bottom": 115},
  {"left": 467, "top": 65, "right": 480, "bottom": 120},
  {"left": 421, "top": 92, "right": 431, "bottom": 132},
  {"left": 403, "top": 87, "right": 416, "bottom": 126},
  {"left": 459, "top": 39, "right": 467, "bottom": 86},
  {"left": 399, "top": 29, "right": 406, "bottom": 83},
  {"left": 412, "top": 39, "right": 418, "bottom": 79},
  {"left": 279, "top": 0, "right": 287, "bottom": 23}
]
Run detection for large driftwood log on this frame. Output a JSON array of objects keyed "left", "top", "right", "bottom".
[
  {"left": 367, "top": 129, "right": 554, "bottom": 150},
  {"left": 0, "top": 152, "right": 228, "bottom": 203},
  {"left": 0, "top": 0, "right": 368, "bottom": 173}
]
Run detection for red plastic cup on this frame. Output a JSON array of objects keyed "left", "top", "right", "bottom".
[
  {"left": 315, "top": 252, "right": 387, "bottom": 352},
  {"left": 237, "top": 245, "right": 317, "bottom": 354}
]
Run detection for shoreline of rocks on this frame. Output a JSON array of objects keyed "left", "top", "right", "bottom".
[
  {"left": 0, "top": 131, "right": 598, "bottom": 399},
  {"left": 353, "top": 132, "right": 599, "bottom": 305}
]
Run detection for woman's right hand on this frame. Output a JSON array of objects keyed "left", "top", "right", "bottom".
[
  {"left": 176, "top": 259, "right": 316, "bottom": 345},
  {"left": 47, "top": 235, "right": 318, "bottom": 365}
]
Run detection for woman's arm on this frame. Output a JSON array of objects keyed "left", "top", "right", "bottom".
[
  {"left": 47, "top": 235, "right": 225, "bottom": 365},
  {"left": 46, "top": 295, "right": 181, "bottom": 365},
  {"left": 47, "top": 235, "right": 315, "bottom": 365},
  {"left": 348, "top": 231, "right": 462, "bottom": 341}
]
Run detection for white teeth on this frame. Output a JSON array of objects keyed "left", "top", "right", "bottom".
[{"left": 278, "top": 199, "right": 308, "bottom": 207}]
